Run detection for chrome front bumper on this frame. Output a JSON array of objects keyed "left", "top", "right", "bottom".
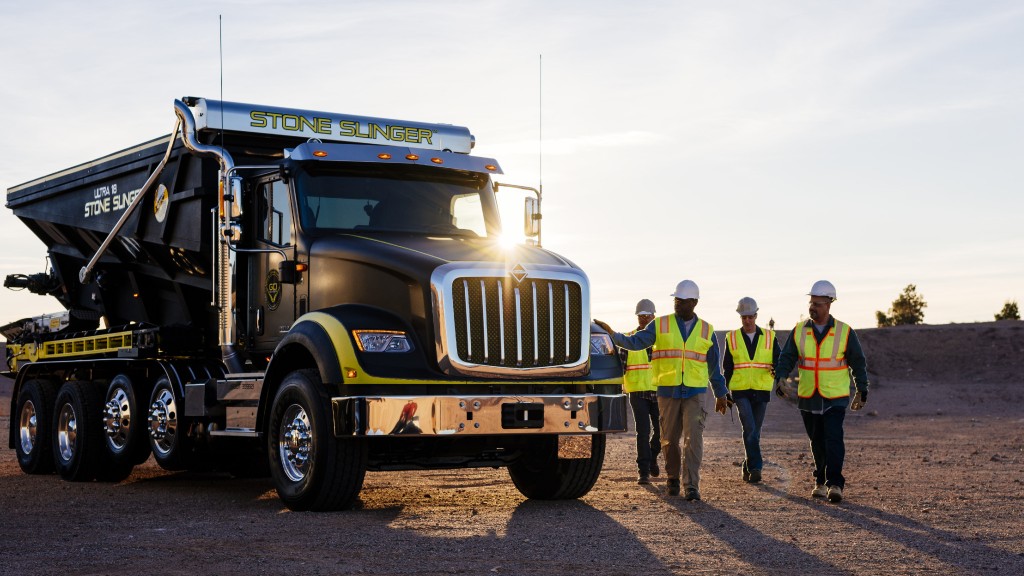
[{"left": 331, "top": 394, "right": 627, "bottom": 437}]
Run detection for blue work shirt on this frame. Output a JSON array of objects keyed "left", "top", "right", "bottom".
[{"left": 610, "top": 314, "right": 728, "bottom": 400}]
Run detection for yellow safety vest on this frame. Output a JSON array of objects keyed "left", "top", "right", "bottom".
[
  {"left": 650, "top": 315, "right": 713, "bottom": 388},
  {"left": 727, "top": 328, "right": 775, "bottom": 391},
  {"left": 623, "top": 333, "right": 656, "bottom": 392},
  {"left": 794, "top": 319, "right": 852, "bottom": 399}
]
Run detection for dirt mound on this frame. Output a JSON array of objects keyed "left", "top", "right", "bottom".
[{"left": 857, "top": 320, "right": 1023, "bottom": 385}]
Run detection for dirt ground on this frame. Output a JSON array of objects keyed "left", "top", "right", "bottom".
[{"left": 1, "top": 322, "right": 1022, "bottom": 575}]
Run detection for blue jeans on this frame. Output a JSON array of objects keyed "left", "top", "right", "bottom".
[
  {"left": 801, "top": 407, "right": 846, "bottom": 489},
  {"left": 735, "top": 396, "right": 768, "bottom": 472},
  {"left": 629, "top": 391, "right": 661, "bottom": 473}
]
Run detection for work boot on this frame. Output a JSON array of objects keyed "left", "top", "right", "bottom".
[
  {"left": 637, "top": 473, "right": 651, "bottom": 485},
  {"left": 827, "top": 485, "right": 843, "bottom": 503},
  {"left": 742, "top": 467, "right": 751, "bottom": 482},
  {"left": 684, "top": 488, "right": 701, "bottom": 501},
  {"left": 811, "top": 484, "right": 827, "bottom": 498},
  {"left": 748, "top": 469, "right": 762, "bottom": 483},
  {"left": 667, "top": 479, "right": 680, "bottom": 496},
  {"left": 649, "top": 459, "right": 660, "bottom": 478}
]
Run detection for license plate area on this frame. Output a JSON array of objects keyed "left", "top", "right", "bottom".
[{"left": 501, "top": 402, "right": 544, "bottom": 429}]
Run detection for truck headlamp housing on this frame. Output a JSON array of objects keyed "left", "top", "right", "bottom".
[
  {"left": 353, "top": 330, "right": 413, "bottom": 353},
  {"left": 589, "top": 333, "right": 615, "bottom": 356}
]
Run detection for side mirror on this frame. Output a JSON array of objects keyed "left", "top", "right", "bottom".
[
  {"left": 279, "top": 260, "right": 298, "bottom": 284},
  {"left": 524, "top": 196, "right": 541, "bottom": 239}
]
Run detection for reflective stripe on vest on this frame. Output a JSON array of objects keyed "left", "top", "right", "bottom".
[
  {"left": 650, "top": 315, "right": 713, "bottom": 388},
  {"left": 727, "top": 328, "right": 775, "bottom": 391},
  {"left": 794, "top": 319, "right": 852, "bottom": 399},
  {"left": 623, "top": 329, "right": 656, "bottom": 392}
]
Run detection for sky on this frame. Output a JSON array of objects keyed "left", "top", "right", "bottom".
[{"left": 0, "top": 0, "right": 1021, "bottom": 334}]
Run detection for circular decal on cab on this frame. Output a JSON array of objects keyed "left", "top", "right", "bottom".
[
  {"left": 153, "top": 184, "right": 170, "bottom": 223},
  {"left": 266, "top": 269, "right": 282, "bottom": 311}
]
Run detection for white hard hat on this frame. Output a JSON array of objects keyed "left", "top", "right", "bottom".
[
  {"left": 808, "top": 280, "right": 837, "bottom": 301},
  {"left": 670, "top": 279, "right": 700, "bottom": 300},
  {"left": 736, "top": 297, "right": 758, "bottom": 315},
  {"left": 635, "top": 299, "right": 656, "bottom": 315}
]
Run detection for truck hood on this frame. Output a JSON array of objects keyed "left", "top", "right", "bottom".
[{"left": 308, "top": 233, "right": 579, "bottom": 271}]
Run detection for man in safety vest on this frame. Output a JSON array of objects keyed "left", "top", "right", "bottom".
[
  {"left": 595, "top": 280, "right": 730, "bottom": 500},
  {"left": 723, "top": 297, "right": 780, "bottom": 484},
  {"left": 775, "top": 280, "right": 869, "bottom": 503},
  {"left": 619, "top": 298, "right": 661, "bottom": 485}
]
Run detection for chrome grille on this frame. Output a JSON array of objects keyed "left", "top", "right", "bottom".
[{"left": 450, "top": 276, "right": 583, "bottom": 369}]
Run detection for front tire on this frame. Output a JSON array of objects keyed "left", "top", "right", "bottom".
[
  {"left": 508, "top": 434, "right": 607, "bottom": 500},
  {"left": 53, "top": 381, "right": 105, "bottom": 482},
  {"left": 268, "top": 369, "right": 366, "bottom": 511},
  {"left": 15, "top": 378, "right": 59, "bottom": 475}
]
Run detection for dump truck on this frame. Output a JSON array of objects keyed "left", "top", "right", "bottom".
[{"left": 2, "top": 97, "right": 625, "bottom": 510}]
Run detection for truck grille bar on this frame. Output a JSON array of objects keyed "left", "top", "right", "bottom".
[{"left": 450, "top": 276, "right": 583, "bottom": 370}]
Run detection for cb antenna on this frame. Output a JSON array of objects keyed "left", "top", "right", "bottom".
[
  {"left": 539, "top": 54, "right": 543, "bottom": 207},
  {"left": 219, "top": 15, "right": 225, "bottom": 145}
]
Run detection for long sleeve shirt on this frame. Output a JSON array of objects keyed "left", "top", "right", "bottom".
[
  {"left": 775, "top": 316, "right": 869, "bottom": 413},
  {"left": 723, "top": 326, "right": 781, "bottom": 403},
  {"left": 610, "top": 314, "right": 728, "bottom": 399}
]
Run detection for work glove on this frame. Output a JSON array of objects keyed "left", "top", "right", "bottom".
[
  {"left": 774, "top": 379, "right": 787, "bottom": 399},
  {"left": 850, "top": 390, "right": 867, "bottom": 411},
  {"left": 714, "top": 396, "right": 729, "bottom": 414}
]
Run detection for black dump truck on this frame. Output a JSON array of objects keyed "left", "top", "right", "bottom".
[{"left": 3, "top": 97, "right": 625, "bottom": 510}]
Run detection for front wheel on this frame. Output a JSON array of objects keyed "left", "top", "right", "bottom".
[
  {"left": 268, "top": 369, "right": 366, "bottom": 511},
  {"left": 15, "top": 378, "right": 59, "bottom": 475},
  {"left": 508, "top": 434, "right": 607, "bottom": 500}
]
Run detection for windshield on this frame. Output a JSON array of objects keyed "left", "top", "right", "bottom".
[{"left": 294, "top": 164, "right": 500, "bottom": 237}]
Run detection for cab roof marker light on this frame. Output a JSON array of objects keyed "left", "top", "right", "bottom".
[
  {"left": 484, "top": 164, "right": 497, "bottom": 171},
  {"left": 378, "top": 153, "right": 392, "bottom": 160},
  {"left": 405, "top": 154, "right": 419, "bottom": 161},
  {"left": 313, "top": 150, "right": 328, "bottom": 157},
  {"left": 430, "top": 157, "right": 444, "bottom": 164}
]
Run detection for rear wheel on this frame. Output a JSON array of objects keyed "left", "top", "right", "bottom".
[
  {"left": 268, "top": 369, "right": 367, "bottom": 511},
  {"left": 53, "top": 381, "right": 105, "bottom": 482},
  {"left": 147, "top": 376, "right": 194, "bottom": 471},
  {"left": 508, "top": 434, "right": 606, "bottom": 500},
  {"left": 15, "top": 378, "right": 59, "bottom": 475},
  {"left": 98, "top": 374, "right": 149, "bottom": 481}
]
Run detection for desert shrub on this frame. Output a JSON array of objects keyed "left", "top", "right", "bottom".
[
  {"left": 995, "top": 300, "right": 1019, "bottom": 321},
  {"left": 876, "top": 284, "right": 926, "bottom": 327}
]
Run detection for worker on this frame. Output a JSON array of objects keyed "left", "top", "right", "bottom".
[
  {"left": 620, "top": 298, "right": 661, "bottom": 485},
  {"left": 723, "top": 297, "right": 780, "bottom": 484},
  {"left": 595, "top": 280, "right": 730, "bottom": 501},
  {"left": 775, "top": 280, "right": 869, "bottom": 503}
]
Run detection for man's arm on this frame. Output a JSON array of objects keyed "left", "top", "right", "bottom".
[
  {"left": 593, "top": 319, "right": 656, "bottom": 351},
  {"left": 723, "top": 340, "right": 735, "bottom": 385},
  {"left": 845, "top": 329, "right": 869, "bottom": 395},
  {"left": 707, "top": 333, "right": 728, "bottom": 398},
  {"left": 775, "top": 328, "right": 798, "bottom": 378}
]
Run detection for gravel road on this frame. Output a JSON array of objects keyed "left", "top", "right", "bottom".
[{"left": 2, "top": 372, "right": 1022, "bottom": 575}]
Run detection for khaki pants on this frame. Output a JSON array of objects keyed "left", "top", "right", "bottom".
[{"left": 658, "top": 394, "right": 707, "bottom": 490}]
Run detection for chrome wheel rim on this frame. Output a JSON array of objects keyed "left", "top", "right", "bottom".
[
  {"left": 148, "top": 387, "right": 177, "bottom": 456},
  {"left": 56, "top": 402, "right": 78, "bottom": 463},
  {"left": 279, "top": 404, "right": 313, "bottom": 483},
  {"left": 104, "top": 387, "right": 131, "bottom": 453},
  {"left": 18, "top": 399, "right": 38, "bottom": 455}
]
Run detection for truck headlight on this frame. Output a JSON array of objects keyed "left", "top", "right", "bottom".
[
  {"left": 589, "top": 333, "right": 615, "bottom": 355},
  {"left": 353, "top": 330, "right": 413, "bottom": 353}
]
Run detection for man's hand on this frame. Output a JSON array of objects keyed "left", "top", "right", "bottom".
[
  {"left": 850, "top": 390, "right": 867, "bottom": 411},
  {"left": 715, "top": 396, "right": 729, "bottom": 414},
  {"left": 593, "top": 319, "right": 614, "bottom": 335},
  {"left": 775, "top": 379, "right": 787, "bottom": 399}
]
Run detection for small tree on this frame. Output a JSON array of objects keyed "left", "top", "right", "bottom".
[
  {"left": 876, "top": 284, "right": 927, "bottom": 327},
  {"left": 995, "top": 300, "right": 1020, "bottom": 321}
]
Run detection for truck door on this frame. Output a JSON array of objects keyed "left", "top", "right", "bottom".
[{"left": 249, "top": 177, "right": 296, "bottom": 355}]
